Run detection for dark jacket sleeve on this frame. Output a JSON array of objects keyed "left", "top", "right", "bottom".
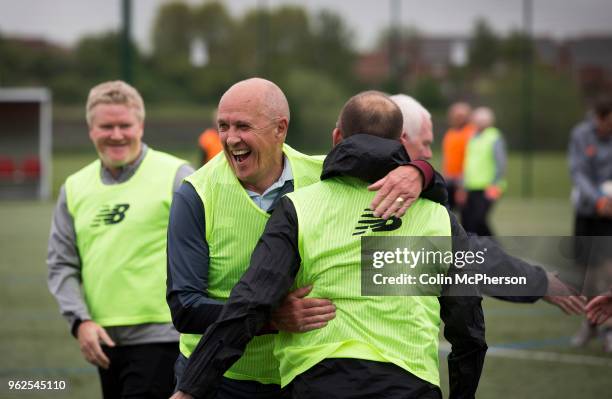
[
  {"left": 422, "top": 170, "right": 449, "bottom": 207},
  {"left": 322, "top": 134, "right": 448, "bottom": 206},
  {"left": 439, "top": 293, "right": 487, "bottom": 399},
  {"left": 441, "top": 212, "right": 487, "bottom": 399},
  {"left": 178, "top": 197, "right": 301, "bottom": 398},
  {"left": 449, "top": 211, "right": 548, "bottom": 302},
  {"left": 408, "top": 160, "right": 449, "bottom": 206},
  {"left": 166, "top": 182, "right": 225, "bottom": 334}
]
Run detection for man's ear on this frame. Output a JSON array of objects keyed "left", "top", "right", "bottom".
[
  {"left": 400, "top": 131, "right": 409, "bottom": 146},
  {"left": 400, "top": 130, "right": 414, "bottom": 158},
  {"left": 332, "top": 128, "right": 343, "bottom": 146},
  {"left": 275, "top": 118, "right": 288, "bottom": 141}
]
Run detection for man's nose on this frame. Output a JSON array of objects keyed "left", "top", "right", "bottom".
[
  {"left": 225, "top": 129, "right": 242, "bottom": 146},
  {"left": 110, "top": 126, "right": 123, "bottom": 139}
]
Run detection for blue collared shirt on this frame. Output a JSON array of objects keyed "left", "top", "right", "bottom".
[{"left": 245, "top": 156, "right": 294, "bottom": 212}]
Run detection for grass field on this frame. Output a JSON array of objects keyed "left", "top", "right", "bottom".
[{"left": 1, "top": 151, "right": 611, "bottom": 398}]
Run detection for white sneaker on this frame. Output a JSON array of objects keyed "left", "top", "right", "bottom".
[{"left": 571, "top": 320, "right": 597, "bottom": 347}]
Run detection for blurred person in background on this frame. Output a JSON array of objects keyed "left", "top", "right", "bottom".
[
  {"left": 392, "top": 93, "right": 584, "bottom": 315},
  {"left": 198, "top": 108, "right": 223, "bottom": 165},
  {"left": 568, "top": 94, "right": 612, "bottom": 351},
  {"left": 460, "top": 107, "right": 506, "bottom": 236},
  {"left": 442, "top": 102, "right": 476, "bottom": 210},
  {"left": 47, "top": 81, "right": 194, "bottom": 398}
]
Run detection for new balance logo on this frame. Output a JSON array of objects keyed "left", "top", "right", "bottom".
[
  {"left": 352, "top": 208, "right": 402, "bottom": 236},
  {"left": 91, "top": 204, "right": 130, "bottom": 227}
]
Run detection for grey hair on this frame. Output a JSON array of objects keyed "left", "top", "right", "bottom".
[
  {"left": 390, "top": 94, "right": 431, "bottom": 138},
  {"left": 472, "top": 107, "right": 495, "bottom": 129}
]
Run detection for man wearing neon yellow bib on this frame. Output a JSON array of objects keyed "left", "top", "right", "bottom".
[
  {"left": 167, "top": 80, "right": 448, "bottom": 399},
  {"left": 47, "top": 81, "right": 193, "bottom": 398},
  {"left": 461, "top": 107, "right": 507, "bottom": 236},
  {"left": 175, "top": 91, "right": 487, "bottom": 399}
]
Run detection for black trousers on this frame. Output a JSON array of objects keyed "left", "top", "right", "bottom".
[
  {"left": 447, "top": 180, "right": 459, "bottom": 211},
  {"left": 461, "top": 190, "right": 494, "bottom": 236},
  {"left": 574, "top": 214, "right": 612, "bottom": 236},
  {"left": 291, "top": 359, "right": 441, "bottom": 399},
  {"left": 98, "top": 342, "right": 178, "bottom": 399},
  {"left": 174, "top": 354, "right": 289, "bottom": 399}
]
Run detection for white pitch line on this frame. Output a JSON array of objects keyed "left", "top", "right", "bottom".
[{"left": 439, "top": 343, "right": 612, "bottom": 367}]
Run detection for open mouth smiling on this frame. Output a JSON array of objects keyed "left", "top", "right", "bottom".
[{"left": 232, "top": 149, "right": 252, "bottom": 163}]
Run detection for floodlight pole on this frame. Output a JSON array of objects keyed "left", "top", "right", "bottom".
[
  {"left": 121, "top": 0, "right": 133, "bottom": 83},
  {"left": 258, "top": 0, "right": 269, "bottom": 77},
  {"left": 521, "top": 0, "right": 533, "bottom": 197},
  {"left": 389, "top": 0, "right": 402, "bottom": 92}
]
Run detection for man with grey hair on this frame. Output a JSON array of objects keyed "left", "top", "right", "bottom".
[
  {"left": 47, "top": 80, "right": 194, "bottom": 398},
  {"left": 390, "top": 94, "right": 433, "bottom": 161}
]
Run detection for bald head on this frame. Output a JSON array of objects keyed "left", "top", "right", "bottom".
[
  {"left": 448, "top": 102, "right": 472, "bottom": 129},
  {"left": 337, "top": 91, "right": 403, "bottom": 140},
  {"left": 215, "top": 78, "right": 290, "bottom": 194},
  {"left": 219, "top": 78, "right": 290, "bottom": 122}
]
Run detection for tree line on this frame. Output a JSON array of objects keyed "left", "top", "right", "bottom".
[{"left": 0, "top": 2, "right": 586, "bottom": 151}]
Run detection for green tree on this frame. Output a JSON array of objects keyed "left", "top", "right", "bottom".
[
  {"left": 500, "top": 30, "right": 534, "bottom": 65},
  {"left": 152, "top": 1, "right": 193, "bottom": 61},
  {"left": 413, "top": 77, "right": 445, "bottom": 110},
  {"left": 235, "top": 6, "right": 314, "bottom": 79},
  {"left": 75, "top": 32, "right": 123, "bottom": 81},
  {"left": 469, "top": 19, "right": 500, "bottom": 71},
  {"left": 311, "top": 10, "right": 356, "bottom": 89},
  {"left": 376, "top": 25, "right": 423, "bottom": 92},
  {"left": 191, "top": 1, "right": 234, "bottom": 65},
  {"left": 480, "top": 65, "right": 584, "bottom": 151},
  {"left": 149, "top": 1, "right": 198, "bottom": 102},
  {"left": 282, "top": 69, "right": 348, "bottom": 153},
  {"left": 0, "top": 33, "right": 76, "bottom": 101}
]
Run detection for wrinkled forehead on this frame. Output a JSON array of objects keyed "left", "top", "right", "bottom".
[{"left": 218, "top": 90, "right": 270, "bottom": 121}]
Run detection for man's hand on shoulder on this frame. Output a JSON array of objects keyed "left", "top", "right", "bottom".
[
  {"left": 368, "top": 165, "right": 423, "bottom": 219},
  {"left": 271, "top": 285, "right": 336, "bottom": 333}
]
